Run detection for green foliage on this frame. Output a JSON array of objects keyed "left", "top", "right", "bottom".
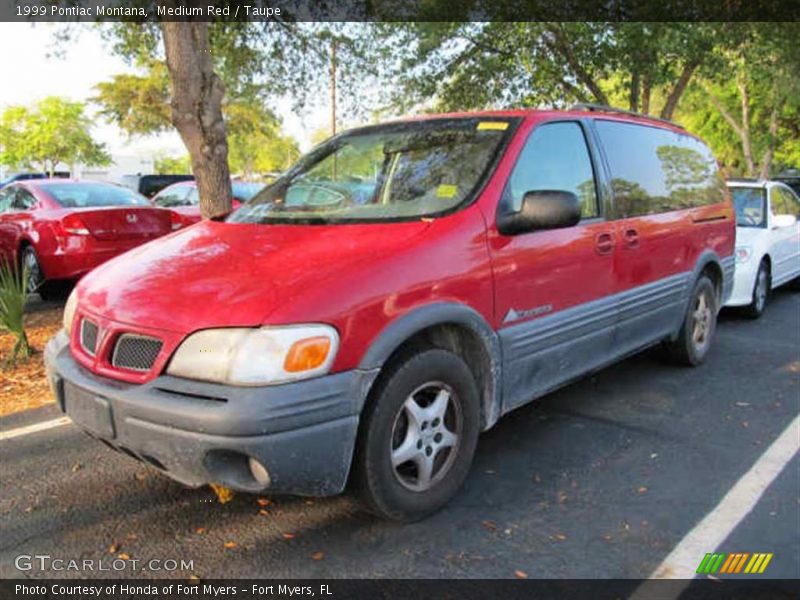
[
  {"left": 154, "top": 153, "right": 191, "bottom": 174},
  {"left": 226, "top": 102, "right": 300, "bottom": 177},
  {"left": 93, "top": 61, "right": 172, "bottom": 136},
  {"left": 375, "top": 22, "right": 716, "bottom": 119},
  {"left": 0, "top": 97, "right": 110, "bottom": 175},
  {"left": 0, "top": 264, "right": 30, "bottom": 368},
  {"left": 678, "top": 23, "right": 800, "bottom": 177}
]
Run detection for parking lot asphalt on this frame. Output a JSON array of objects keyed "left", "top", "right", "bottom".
[{"left": 0, "top": 289, "right": 797, "bottom": 580}]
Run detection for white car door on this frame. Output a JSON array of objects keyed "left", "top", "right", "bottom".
[{"left": 769, "top": 185, "right": 800, "bottom": 286}]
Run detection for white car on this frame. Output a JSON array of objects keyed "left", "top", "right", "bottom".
[{"left": 726, "top": 179, "right": 800, "bottom": 317}]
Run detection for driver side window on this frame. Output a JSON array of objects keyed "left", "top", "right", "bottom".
[{"left": 507, "top": 122, "right": 599, "bottom": 217}]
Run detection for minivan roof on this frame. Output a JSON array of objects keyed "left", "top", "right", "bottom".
[{"left": 366, "top": 107, "right": 690, "bottom": 137}]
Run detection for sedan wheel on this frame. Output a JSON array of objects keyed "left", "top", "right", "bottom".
[
  {"left": 21, "top": 247, "right": 43, "bottom": 294},
  {"left": 744, "top": 261, "right": 769, "bottom": 319}
]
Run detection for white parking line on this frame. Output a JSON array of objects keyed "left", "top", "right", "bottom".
[
  {"left": 0, "top": 416, "right": 72, "bottom": 442},
  {"left": 632, "top": 413, "right": 800, "bottom": 596}
]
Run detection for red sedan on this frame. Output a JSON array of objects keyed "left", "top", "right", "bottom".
[
  {"left": 0, "top": 179, "right": 183, "bottom": 299},
  {"left": 151, "top": 180, "right": 265, "bottom": 224}
]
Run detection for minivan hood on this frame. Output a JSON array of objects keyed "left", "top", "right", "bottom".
[{"left": 78, "top": 219, "right": 431, "bottom": 333}]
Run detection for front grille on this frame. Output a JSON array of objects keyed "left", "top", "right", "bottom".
[
  {"left": 112, "top": 334, "right": 163, "bottom": 372},
  {"left": 80, "top": 319, "right": 98, "bottom": 355}
]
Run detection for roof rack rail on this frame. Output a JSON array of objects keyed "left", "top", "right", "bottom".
[{"left": 570, "top": 103, "right": 685, "bottom": 130}]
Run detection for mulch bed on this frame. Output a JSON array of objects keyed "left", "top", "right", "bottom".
[{"left": 0, "top": 308, "right": 62, "bottom": 418}]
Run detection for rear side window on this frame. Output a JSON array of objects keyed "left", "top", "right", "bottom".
[
  {"left": 595, "top": 120, "right": 726, "bottom": 218},
  {"left": 507, "top": 121, "right": 598, "bottom": 218},
  {"left": 776, "top": 187, "right": 800, "bottom": 217}
]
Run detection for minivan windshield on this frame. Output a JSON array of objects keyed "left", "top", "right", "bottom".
[
  {"left": 228, "top": 118, "right": 515, "bottom": 224},
  {"left": 731, "top": 187, "right": 767, "bottom": 228}
]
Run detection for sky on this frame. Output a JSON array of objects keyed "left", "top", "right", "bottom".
[{"left": 0, "top": 23, "right": 327, "bottom": 161}]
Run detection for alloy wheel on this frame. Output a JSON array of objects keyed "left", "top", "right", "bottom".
[{"left": 390, "top": 381, "right": 462, "bottom": 492}]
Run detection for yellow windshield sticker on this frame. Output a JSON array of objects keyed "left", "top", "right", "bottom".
[
  {"left": 477, "top": 121, "right": 509, "bottom": 131},
  {"left": 437, "top": 184, "right": 458, "bottom": 198}
]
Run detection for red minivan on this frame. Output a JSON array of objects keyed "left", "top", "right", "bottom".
[{"left": 46, "top": 107, "right": 735, "bottom": 520}]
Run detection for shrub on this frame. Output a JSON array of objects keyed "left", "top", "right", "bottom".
[{"left": 0, "top": 263, "right": 30, "bottom": 368}]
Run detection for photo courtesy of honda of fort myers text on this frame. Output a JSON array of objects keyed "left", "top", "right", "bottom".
[{"left": 0, "top": 1, "right": 797, "bottom": 600}]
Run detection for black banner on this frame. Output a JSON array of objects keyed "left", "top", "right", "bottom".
[
  {"left": 2, "top": 579, "right": 800, "bottom": 600},
  {"left": 2, "top": 0, "right": 799, "bottom": 22}
]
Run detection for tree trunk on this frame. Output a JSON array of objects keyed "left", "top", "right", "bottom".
[
  {"left": 629, "top": 70, "right": 640, "bottom": 113},
  {"left": 160, "top": 19, "right": 231, "bottom": 219},
  {"left": 757, "top": 98, "right": 782, "bottom": 179},
  {"left": 641, "top": 75, "right": 652, "bottom": 115},
  {"left": 660, "top": 60, "right": 699, "bottom": 120},
  {"left": 705, "top": 83, "right": 755, "bottom": 177},
  {"left": 738, "top": 79, "right": 756, "bottom": 177}
]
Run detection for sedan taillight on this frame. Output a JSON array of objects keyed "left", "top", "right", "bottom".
[
  {"left": 169, "top": 211, "right": 184, "bottom": 230},
  {"left": 61, "top": 214, "right": 90, "bottom": 235}
]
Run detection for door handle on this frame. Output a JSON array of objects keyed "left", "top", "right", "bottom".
[
  {"left": 624, "top": 228, "right": 639, "bottom": 248},
  {"left": 595, "top": 232, "right": 614, "bottom": 255}
]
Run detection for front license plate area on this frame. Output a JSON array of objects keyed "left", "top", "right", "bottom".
[{"left": 64, "top": 382, "right": 116, "bottom": 439}]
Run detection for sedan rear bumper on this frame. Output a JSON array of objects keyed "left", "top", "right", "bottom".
[{"left": 44, "top": 331, "right": 378, "bottom": 496}]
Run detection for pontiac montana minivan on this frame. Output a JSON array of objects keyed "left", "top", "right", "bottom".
[{"left": 46, "top": 107, "right": 735, "bottom": 521}]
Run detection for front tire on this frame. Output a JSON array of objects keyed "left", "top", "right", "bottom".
[
  {"left": 354, "top": 348, "right": 481, "bottom": 521},
  {"left": 665, "top": 275, "right": 718, "bottom": 366},
  {"left": 743, "top": 260, "right": 770, "bottom": 319}
]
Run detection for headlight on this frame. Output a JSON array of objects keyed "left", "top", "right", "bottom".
[
  {"left": 735, "top": 246, "right": 752, "bottom": 264},
  {"left": 63, "top": 288, "right": 78, "bottom": 335},
  {"left": 166, "top": 325, "right": 339, "bottom": 386}
]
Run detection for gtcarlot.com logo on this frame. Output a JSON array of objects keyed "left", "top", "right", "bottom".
[
  {"left": 15, "top": 554, "right": 194, "bottom": 573},
  {"left": 697, "top": 552, "right": 774, "bottom": 575}
]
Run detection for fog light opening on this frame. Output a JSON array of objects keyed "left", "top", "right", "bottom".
[{"left": 248, "top": 457, "right": 271, "bottom": 486}]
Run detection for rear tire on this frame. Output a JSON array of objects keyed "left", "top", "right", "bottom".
[
  {"left": 353, "top": 348, "right": 481, "bottom": 521},
  {"left": 20, "top": 246, "right": 68, "bottom": 302},
  {"left": 743, "top": 260, "right": 769, "bottom": 319},
  {"left": 665, "top": 275, "right": 717, "bottom": 366}
]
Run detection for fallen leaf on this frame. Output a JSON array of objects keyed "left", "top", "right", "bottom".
[
  {"left": 514, "top": 570, "right": 529, "bottom": 579},
  {"left": 258, "top": 509, "right": 269, "bottom": 516},
  {"left": 195, "top": 527, "right": 206, "bottom": 535},
  {"left": 71, "top": 463, "right": 82, "bottom": 473},
  {"left": 741, "top": 421, "right": 749, "bottom": 428},
  {"left": 108, "top": 543, "right": 119, "bottom": 554},
  {"left": 311, "top": 552, "right": 325, "bottom": 561},
  {"left": 735, "top": 402, "right": 750, "bottom": 407},
  {"left": 557, "top": 491, "right": 568, "bottom": 504},
  {"left": 117, "top": 553, "right": 130, "bottom": 560},
  {"left": 282, "top": 532, "right": 296, "bottom": 540},
  {"left": 256, "top": 498, "right": 270, "bottom": 507},
  {"left": 532, "top": 474, "right": 541, "bottom": 483},
  {"left": 602, "top": 534, "right": 613, "bottom": 541},
  {"left": 637, "top": 486, "right": 648, "bottom": 494},
  {"left": 223, "top": 541, "right": 237, "bottom": 549},
  {"left": 126, "top": 533, "right": 137, "bottom": 541},
  {"left": 134, "top": 471, "right": 146, "bottom": 482},
  {"left": 553, "top": 533, "right": 567, "bottom": 541},
  {"left": 189, "top": 575, "right": 200, "bottom": 582},
  {"left": 482, "top": 520, "right": 498, "bottom": 532},
  {"left": 210, "top": 484, "right": 235, "bottom": 504}
]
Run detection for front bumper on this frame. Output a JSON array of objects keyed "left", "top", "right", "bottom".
[{"left": 44, "top": 331, "right": 378, "bottom": 496}]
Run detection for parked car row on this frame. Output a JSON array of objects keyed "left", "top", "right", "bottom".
[{"left": 43, "top": 105, "right": 799, "bottom": 523}]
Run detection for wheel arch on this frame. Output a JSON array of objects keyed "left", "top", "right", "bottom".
[{"left": 358, "top": 303, "right": 502, "bottom": 431}]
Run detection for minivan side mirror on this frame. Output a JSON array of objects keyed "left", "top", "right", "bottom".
[
  {"left": 772, "top": 214, "right": 797, "bottom": 229},
  {"left": 497, "top": 190, "right": 581, "bottom": 236}
]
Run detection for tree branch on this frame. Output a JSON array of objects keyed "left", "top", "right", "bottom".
[
  {"left": 660, "top": 60, "right": 699, "bottom": 120},
  {"left": 543, "top": 23, "right": 609, "bottom": 105}
]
